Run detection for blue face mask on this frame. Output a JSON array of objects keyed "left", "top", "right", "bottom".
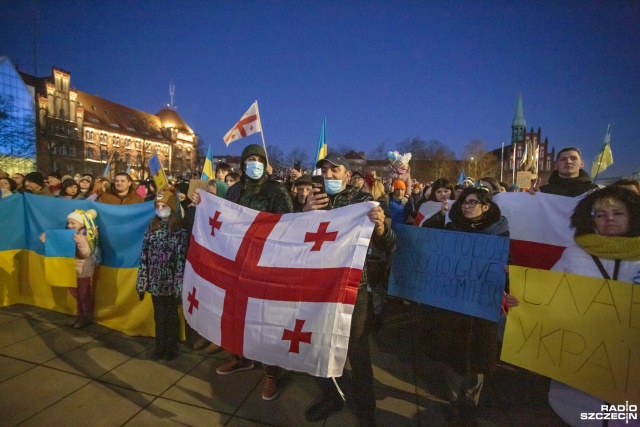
[
  {"left": 325, "top": 179, "right": 344, "bottom": 195},
  {"left": 245, "top": 161, "right": 264, "bottom": 180}
]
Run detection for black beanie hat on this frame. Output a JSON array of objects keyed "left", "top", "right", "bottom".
[{"left": 24, "top": 172, "right": 45, "bottom": 187}]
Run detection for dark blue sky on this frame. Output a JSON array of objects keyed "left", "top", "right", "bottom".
[{"left": 2, "top": 1, "right": 639, "bottom": 177}]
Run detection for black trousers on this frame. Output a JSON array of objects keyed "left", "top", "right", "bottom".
[
  {"left": 152, "top": 295, "right": 180, "bottom": 353},
  {"left": 318, "top": 284, "right": 375, "bottom": 425}
]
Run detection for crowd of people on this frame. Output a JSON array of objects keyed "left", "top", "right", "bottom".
[{"left": 1, "top": 145, "right": 639, "bottom": 426}]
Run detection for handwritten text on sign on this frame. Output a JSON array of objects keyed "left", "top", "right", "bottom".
[
  {"left": 501, "top": 266, "right": 640, "bottom": 405},
  {"left": 388, "top": 224, "right": 509, "bottom": 322}
]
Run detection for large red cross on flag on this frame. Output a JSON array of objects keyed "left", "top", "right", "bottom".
[
  {"left": 183, "top": 192, "right": 376, "bottom": 377},
  {"left": 223, "top": 101, "right": 262, "bottom": 146}
]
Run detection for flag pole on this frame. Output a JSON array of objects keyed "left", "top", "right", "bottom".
[
  {"left": 500, "top": 142, "right": 504, "bottom": 182},
  {"left": 254, "top": 100, "right": 269, "bottom": 164}
]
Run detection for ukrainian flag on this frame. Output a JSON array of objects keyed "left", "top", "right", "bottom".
[
  {"left": 0, "top": 193, "right": 158, "bottom": 336},
  {"left": 201, "top": 145, "right": 214, "bottom": 181},
  {"left": 591, "top": 124, "right": 613, "bottom": 178},
  {"left": 315, "top": 118, "right": 327, "bottom": 165}
]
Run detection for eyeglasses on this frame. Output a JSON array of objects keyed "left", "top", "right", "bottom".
[{"left": 461, "top": 199, "right": 481, "bottom": 208}]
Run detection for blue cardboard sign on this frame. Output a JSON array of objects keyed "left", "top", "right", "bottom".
[{"left": 388, "top": 224, "right": 510, "bottom": 322}]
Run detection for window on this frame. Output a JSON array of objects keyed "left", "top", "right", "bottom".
[
  {"left": 100, "top": 149, "right": 108, "bottom": 161},
  {"left": 136, "top": 155, "right": 142, "bottom": 166},
  {"left": 113, "top": 136, "right": 120, "bottom": 147},
  {"left": 145, "top": 142, "right": 151, "bottom": 154},
  {"left": 124, "top": 138, "right": 131, "bottom": 148},
  {"left": 125, "top": 153, "right": 131, "bottom": 164},
  {"left": 59, "top": 144, "right": 67, "bottom": 156},
  {"left": 86, "top": 148, "right": 94, "bottom": 159},
  {"left": 99, "top": 133, "right": 107, "bottom": 145},
  {"left": 176, "top": 149, "right": 182, "bottom": 158},
  {"left": 135, "top": 140, "right": 141, "bottom": 151},
  {"left": 69, "top": 145, "right": 76, "bottom": 157},
  {"left": 113, "top": 152, "right": 120, "bottom": 161},
  {"left": 163, "top": 159, "right": 169, "bottom": 168},
  {"left": 186, "top": 148, "right": 191, "bottom": 159}
]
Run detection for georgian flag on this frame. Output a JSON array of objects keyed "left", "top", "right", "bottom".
[
  {"left": 412, "top": 200, "right": 454, "bottom": 226},
  {"left": 223, "top": 101, "right": 262, "bottom": 145},
  {"left": 183, "top": 191, "right": 376, "bottom": 377}
]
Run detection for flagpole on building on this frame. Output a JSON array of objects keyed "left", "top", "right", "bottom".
[{"left": 254, "top": 100, "right": 269, "bottom": 164}]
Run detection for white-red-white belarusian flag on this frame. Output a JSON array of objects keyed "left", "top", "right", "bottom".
[
  {"left": 415, "top": 193, "right": 582, "bottom": 269},
  {"left": 413, "top": 200, "right": 453, "bottom": 226},
  {"left": 223, "top": 101, "right": 262, "bottom": 146},
  {"left": 183, "top": 191, "right": 376, "bottom": 377},
  {"left": 493, "top": 192, "right": 583, "bottom": 269}
]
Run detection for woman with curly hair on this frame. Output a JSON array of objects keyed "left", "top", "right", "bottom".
[{"left": 545, "top": 186, "right": 640, "bottom": 426}]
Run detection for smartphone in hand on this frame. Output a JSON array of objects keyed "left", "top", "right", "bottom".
[{"left": 311, "top": 175, "right": 326, "bottom": 195}]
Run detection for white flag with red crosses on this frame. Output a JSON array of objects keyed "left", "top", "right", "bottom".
[
  {"left": 183, "top": 191, "right": 376, "bottom": 377},
  {"left": 223, "top": 101, "right": 262, "bottom": 145}
]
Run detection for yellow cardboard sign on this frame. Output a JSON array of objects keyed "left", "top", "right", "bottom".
[{"left": 501, "top": 266, "right": 640, "bottom": 405}]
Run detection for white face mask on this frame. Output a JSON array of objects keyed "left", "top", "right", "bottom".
[
  {"left": 245, "top": 161, "right": 264, "bottom": 180},
  {"left": 156, "top": 207, "right": 171, "bottom": 219}
]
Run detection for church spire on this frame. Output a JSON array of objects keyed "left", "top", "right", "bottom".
[{"left": 511, "top": 92, "right": 526, "bottom": 143}]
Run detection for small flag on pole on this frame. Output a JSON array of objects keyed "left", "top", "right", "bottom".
[
  {"left": 315, "top": 118, "right": 327, "bottom": 165},
  {"left": 223, "top": 102, "right": 262, "bottom": 146},
  {"left": 457, "top": 169, "right": 466, "bottom": 185},
  {"left": 201, "top": 145, "right": 214, "bottom": 181},
  {"left": 591, "top": 124, "right": 613, "bottom": 178},
  {"left": 102, "top": 155, "right": 112, "bottom": 178},
  {"left": 125, "top": 165, "right": 131, "bottom": 175}
]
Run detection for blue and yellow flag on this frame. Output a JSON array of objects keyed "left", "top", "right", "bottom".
[
  {"left": 201, "top": 145, "right": 214, "bottom": 181},
  {"left": 0, "top": 193, "right": 158, "bottom": 336},
  {"left": 148, "top": 151, "right": 168, "bottom": 191},
  {"left": 591, "top": 124, "right": 613, "bottom": 178},
  {"left": 315, "top": 118, "right": 327, "bottom": 165}
]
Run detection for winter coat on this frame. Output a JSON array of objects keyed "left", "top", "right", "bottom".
[
  {"left": 539, "top": 170, "right": 598, "bottom": 197},
  {"left": 97, "top": 188, "right": 144, "bottom": 205},
  {"left": 75, "top": 233, "right": 97, "bottom": 278},
  {"left": 422, "top": 215, "right": 510, "bottom": 377},
  {"left": 226, "top": 174, "right": 293, "bottom": 214},
  {"left": 136, "top": 221, "right": 188, "bottom": 297}
]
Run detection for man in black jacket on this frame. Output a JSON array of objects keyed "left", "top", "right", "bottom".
[
  {"left": 532, "top": 147, "right": 598, "bottom": 197},
  {"left": 303, "top": 153, "right": 395, "bottom": 426}
]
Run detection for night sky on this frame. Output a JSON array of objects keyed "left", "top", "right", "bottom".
[{"left": 1, "top": 1, "right": 639, "bottom": 177}]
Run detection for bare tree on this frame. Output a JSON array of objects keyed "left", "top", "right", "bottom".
[
  {"left": 462, "top": 139, "right": 500, "bottom": 179},
  {"left": 367, "top": 141, "right": 389, "bottom": 160},
  {"left": 286, "top": 147, "right": 310, "bottom": 170},
  {"left": 0, "top": 95, "right": 36, "bottom": 171},
  {"left": 266, "top": 144, "right": 285, "bottom": 168}
]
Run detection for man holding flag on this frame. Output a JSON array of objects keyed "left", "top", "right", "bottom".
[
  {"left": 192, "top": 144, "right": 293, "bottom": 401},
  {"left": 303, "top": 153, "right": 395, "bottom": 425}
]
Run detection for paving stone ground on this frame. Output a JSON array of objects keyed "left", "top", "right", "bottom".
[{"left": 0, "top": 302, "right": 567, "bottom": 426}]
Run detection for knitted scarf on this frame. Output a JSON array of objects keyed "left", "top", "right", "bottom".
[{"left": 574, "top": 234, "right": 640, "bottom": 260}]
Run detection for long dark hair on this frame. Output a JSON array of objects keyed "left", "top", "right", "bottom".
[
  {"left": 448, "top": 186, "right": 501, "bottom": 231},
  {"left": 428, "top": 178, "right": 455, "bottom": 202},
  {"left": 60, "top": 178, "right": 79, "bottom": 198},
  {"left": 571, "top": 186, "right": 640, "bottom": 237}
]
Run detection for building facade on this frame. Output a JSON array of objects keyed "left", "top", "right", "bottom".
[
  {"left": 18, "top": 65, "right": 197, "bottom": 179},
  {"left": 491, "top": 93, "right": 556, "bottom": 184}
]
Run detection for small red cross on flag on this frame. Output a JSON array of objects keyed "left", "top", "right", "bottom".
[
  {"left": 223, "top": 101, "right": 262, "bottom": 146},
  {"left": 183, "top": 193, "right": 377, "bottom": 377}
]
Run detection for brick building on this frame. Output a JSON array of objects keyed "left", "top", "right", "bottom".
[{"left": 18, "top": 66, "right": 197, "bottom": 179}]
